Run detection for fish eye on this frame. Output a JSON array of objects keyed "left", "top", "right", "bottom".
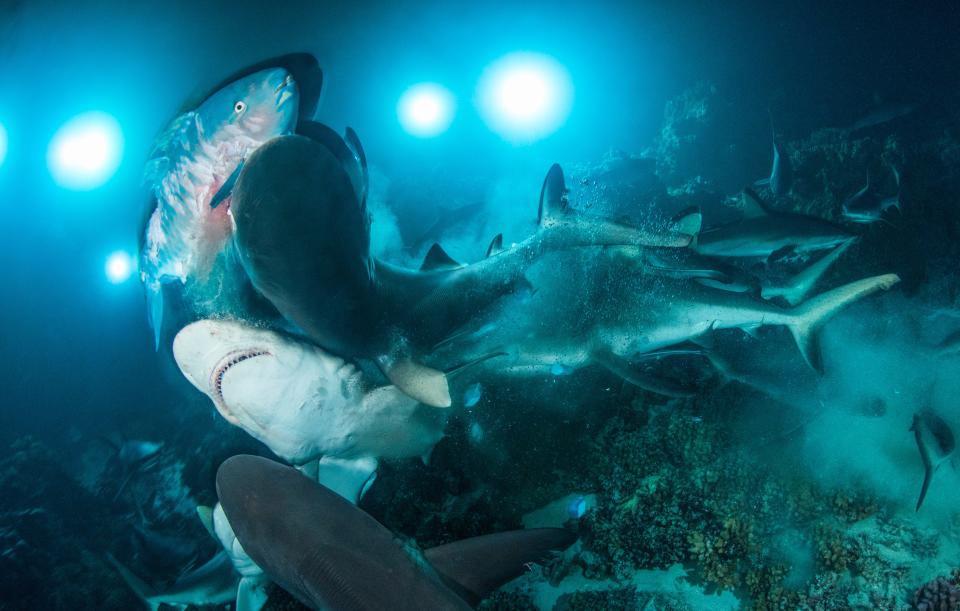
[{"left": 234, "top": 101, "right": 246, "bottom": 114}]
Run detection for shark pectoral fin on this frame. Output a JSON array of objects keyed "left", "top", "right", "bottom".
[
  {"left": 424, "top": 529, "right": 577, "bottom": 607},
  {"left": 420, "top": 243, "right": 463, "bottom": 272},
  {"left": 916, "top": 464, "right": 935, "bottom": 511},
  {"left": 767, "top": 244, "right": 797, "bottom": 265},
  {"left": 316, "top": 456, "right": 379, "bottom": 504},
  {"left": 147, "top": 284, "right": 164, "bottom": 351},
  {"left": 787, "top": 274, "right": 901, "bottom": 374},
  {"left": 297, "top": 459, "right": 320, "bottom": 480},
  {"left": 106, "top": 553, "right": 161, "bottom": 611},
  {"left": 592, "top": 350, "right": 697, "bottom": 398},
  {"left": 741, "top": 188, "right": 772, "bottom": 218},
  {"left": 197, "top": 505, "right": 216, "bottom": 539},
  {"left": 236, "top": 576, "right": 270, "bottom": 611},
  {"left": 380, "top": 357, "right": 452, "bottom": 407}
]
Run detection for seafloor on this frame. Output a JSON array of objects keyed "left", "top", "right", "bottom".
[{"left": 3, "top": 82, "right": 960, "bottom": 610}]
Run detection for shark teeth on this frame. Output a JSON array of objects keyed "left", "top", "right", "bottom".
[{"left": 211, "top": 349, "right": 270, "bottom": 412}]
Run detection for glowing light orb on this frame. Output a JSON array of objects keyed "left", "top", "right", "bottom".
[
  {"left": 48, "top": 112, "right": 123, "bottom": 190},
  {"left": 476, "top": 52, "right": 573, "bottom": 144},
  {"left": 397, "top": 83, "right": 455, "bottom": 137},
  {"left": 105, "top": 250, "right": 134, "bottom": 284},
  {"left": 0, "top": 122, "right": 7, "bottom": 169}
]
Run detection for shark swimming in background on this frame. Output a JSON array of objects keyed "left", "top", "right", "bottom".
[
  {"left": 229, "top": 128, "right": 700, "bottom": 407},
  {"left": 139, "top": 54, "right": 322, "bottom": 349},
  {"left": 911, "top": 409, "right": 956, "bottom": 511},
  {"left": 429, "top": 244, "right": 899, "bottom": 392},
  {"left": 692, "top": 189, "right": 853, "bottom": 259},
  {"left": 841, "top": 166, "right": 902, "bottom": 224},
  {"left": 215, "top": 454, "right": 577, "bottom": 610},
  {"left": 754, "top": 117, "right": 792, "bottom": 198},
  {"left": 107, "top": 550, "right": 239, "bottom": 611}
]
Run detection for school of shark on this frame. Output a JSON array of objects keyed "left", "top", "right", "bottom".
[{"left": 105, "top": 53, "right": 959, "bottom": 610}]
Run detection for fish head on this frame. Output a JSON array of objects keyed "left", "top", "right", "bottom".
[
  {"left": 173, "top": 319, "right": 362, "bottom": 463},
  {"left": 196, "top": 67, "right": 299, "bottom": 161}
]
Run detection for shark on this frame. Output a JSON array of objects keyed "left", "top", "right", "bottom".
[
  {"left": 430, "top": 246, "right": 899, "bottom": 389},
  {"left": 107, "top": 550, "right": 238, "bottom": 611},
  {"left": 216, "top": 454, "right": 576, "bottom": 610},
  {"left": 139, "top": 54, "right": 322, "bottom": 349},
  {"left": 841, "top": 166, "right": 902, "bottom": 224},
  {"left": 172, "top": 319, "right": 451, "bottom": 501},
  {"left": 229, "top": 128, "right": 699, "bottom": 407},
  {"left": 911, "top": 409, "right": 956, "bottom": 511},
  {"left": 692, "top": 189, "right": 854, "bottom": 259},
  {"left": 754, "top": 116, "right": 792, "bottom": 198}
]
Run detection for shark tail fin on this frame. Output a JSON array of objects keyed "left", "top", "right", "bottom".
[
  {"left": 762, "top": 239, "right": 856, "bottom": 306},
  {"left": 106, "top": 553, "right": 160, "bottom": 611},
  {"left": 786, "top": 274, "right": 900, "bottom": 373},
  {"left": 146, "top": 283, "right": 164, "bottom": 351}
]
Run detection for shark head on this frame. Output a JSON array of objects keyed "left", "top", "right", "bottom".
[{"left": 173, "top": 320, "right": 363, "bottom": 464}]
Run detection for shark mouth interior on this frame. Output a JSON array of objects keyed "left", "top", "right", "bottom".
[{"left": 211, "top": 349, "right": 271, "bottom": 412}]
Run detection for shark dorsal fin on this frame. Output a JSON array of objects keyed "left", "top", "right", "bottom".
[
  {"left": 669, "top": 206, "right": 702, "bottom": 238},
  {"left": 420, "top": 243, "right": 462, "bottom": 272},
  {"left": 485, "top": 233, "right": 504, "bottom": 258},
  {"left": 537, "top": 164, "right": 569, "bottom": 226},
  {"left": 741, "top": 188, "right": 771, "bottom": 218}
]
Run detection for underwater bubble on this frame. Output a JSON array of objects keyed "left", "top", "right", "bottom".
[
  {"left": 397, "top": 82, "right": 456, "bottom": 138},
  {"left": 105, "top": 250, "right": 134, "bottom": 284},
  {"left": 47, "top": 111, "right": 124, "bottom": 190},
  {"left": 476, "top": 51, "right": 573, "bottom": 144}
]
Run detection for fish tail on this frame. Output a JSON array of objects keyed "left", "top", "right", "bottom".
[
  {"left": 786, "top": 274, "right": 900, "bottom": 372},
  {"left": 106, "top": 553, "right": 160, "bottom": 611},
  {"left": 916, "top": 464, "right": 934, "bottom": 511}
]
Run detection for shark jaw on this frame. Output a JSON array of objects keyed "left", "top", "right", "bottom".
[{"left": 210, "top": 348, "right": 271, "bottom": 425}]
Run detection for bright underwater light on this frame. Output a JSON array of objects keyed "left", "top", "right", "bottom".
[
  {"left": 47, "top": 111, "right": 123, "bottom": 190},
  {"left": 397, "top": 83, "right": 456, "bottom": 137},
  {"left": 105, "top": 250, "right": 134, "bottom": 284},
  {"left": 0, "top": 122, "right": 7, "bottom": 169},
  {"left": 477, "top": 52, "right": 573, "bottom": 144}
]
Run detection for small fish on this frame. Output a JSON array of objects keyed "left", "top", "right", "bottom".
[
  {"left": 469, "top": 422, "right": 485, "bottom": 443},
  {"left": 911, "top": 409, "right": 956, "bottom": 511},
  {"left": 117, "top": 440, "right": 163, "bottom": 465},
  {"left": 463, "top": 383, "right": 483, "bottom": 408},
  {"left": 934, "top": 329, "right": 960, "bottom": 358},
  {"left": 550, "top": 363, "right": 575, "bottom": 376}
]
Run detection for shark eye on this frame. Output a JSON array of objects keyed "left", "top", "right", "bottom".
[{"left": 234, "top": 101, "right": 246, "bottom": 114}]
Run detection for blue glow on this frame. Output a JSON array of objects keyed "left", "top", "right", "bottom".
[
  {"left": 105, "top": 250, "right": 134, "bottom": 284},
  {"left": 476, "top": 52, "right": 574, "bottom": 144},
  {"left": 48, "top": 112, "right": 124, "bottom": 190},
  {"left": 397, "top": 83, "right": 456, "bottom": 137},
  {"left": 0, "top": 122, "right": 6, "bottom": 169}
]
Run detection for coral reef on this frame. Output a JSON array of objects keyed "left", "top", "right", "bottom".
[{"left": 911, "top": 569, "right": 960, "bottom": 611}]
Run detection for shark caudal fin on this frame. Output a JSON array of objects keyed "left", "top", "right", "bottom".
[
  {"left": 786, "top": 274, "right": 900, "bottom": 372},
  {"left": 106, "top": 553, "right": 161, "bottom": 611},
  {"left": 762, "top": 239, "right": 856, "bottom": 306}
]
